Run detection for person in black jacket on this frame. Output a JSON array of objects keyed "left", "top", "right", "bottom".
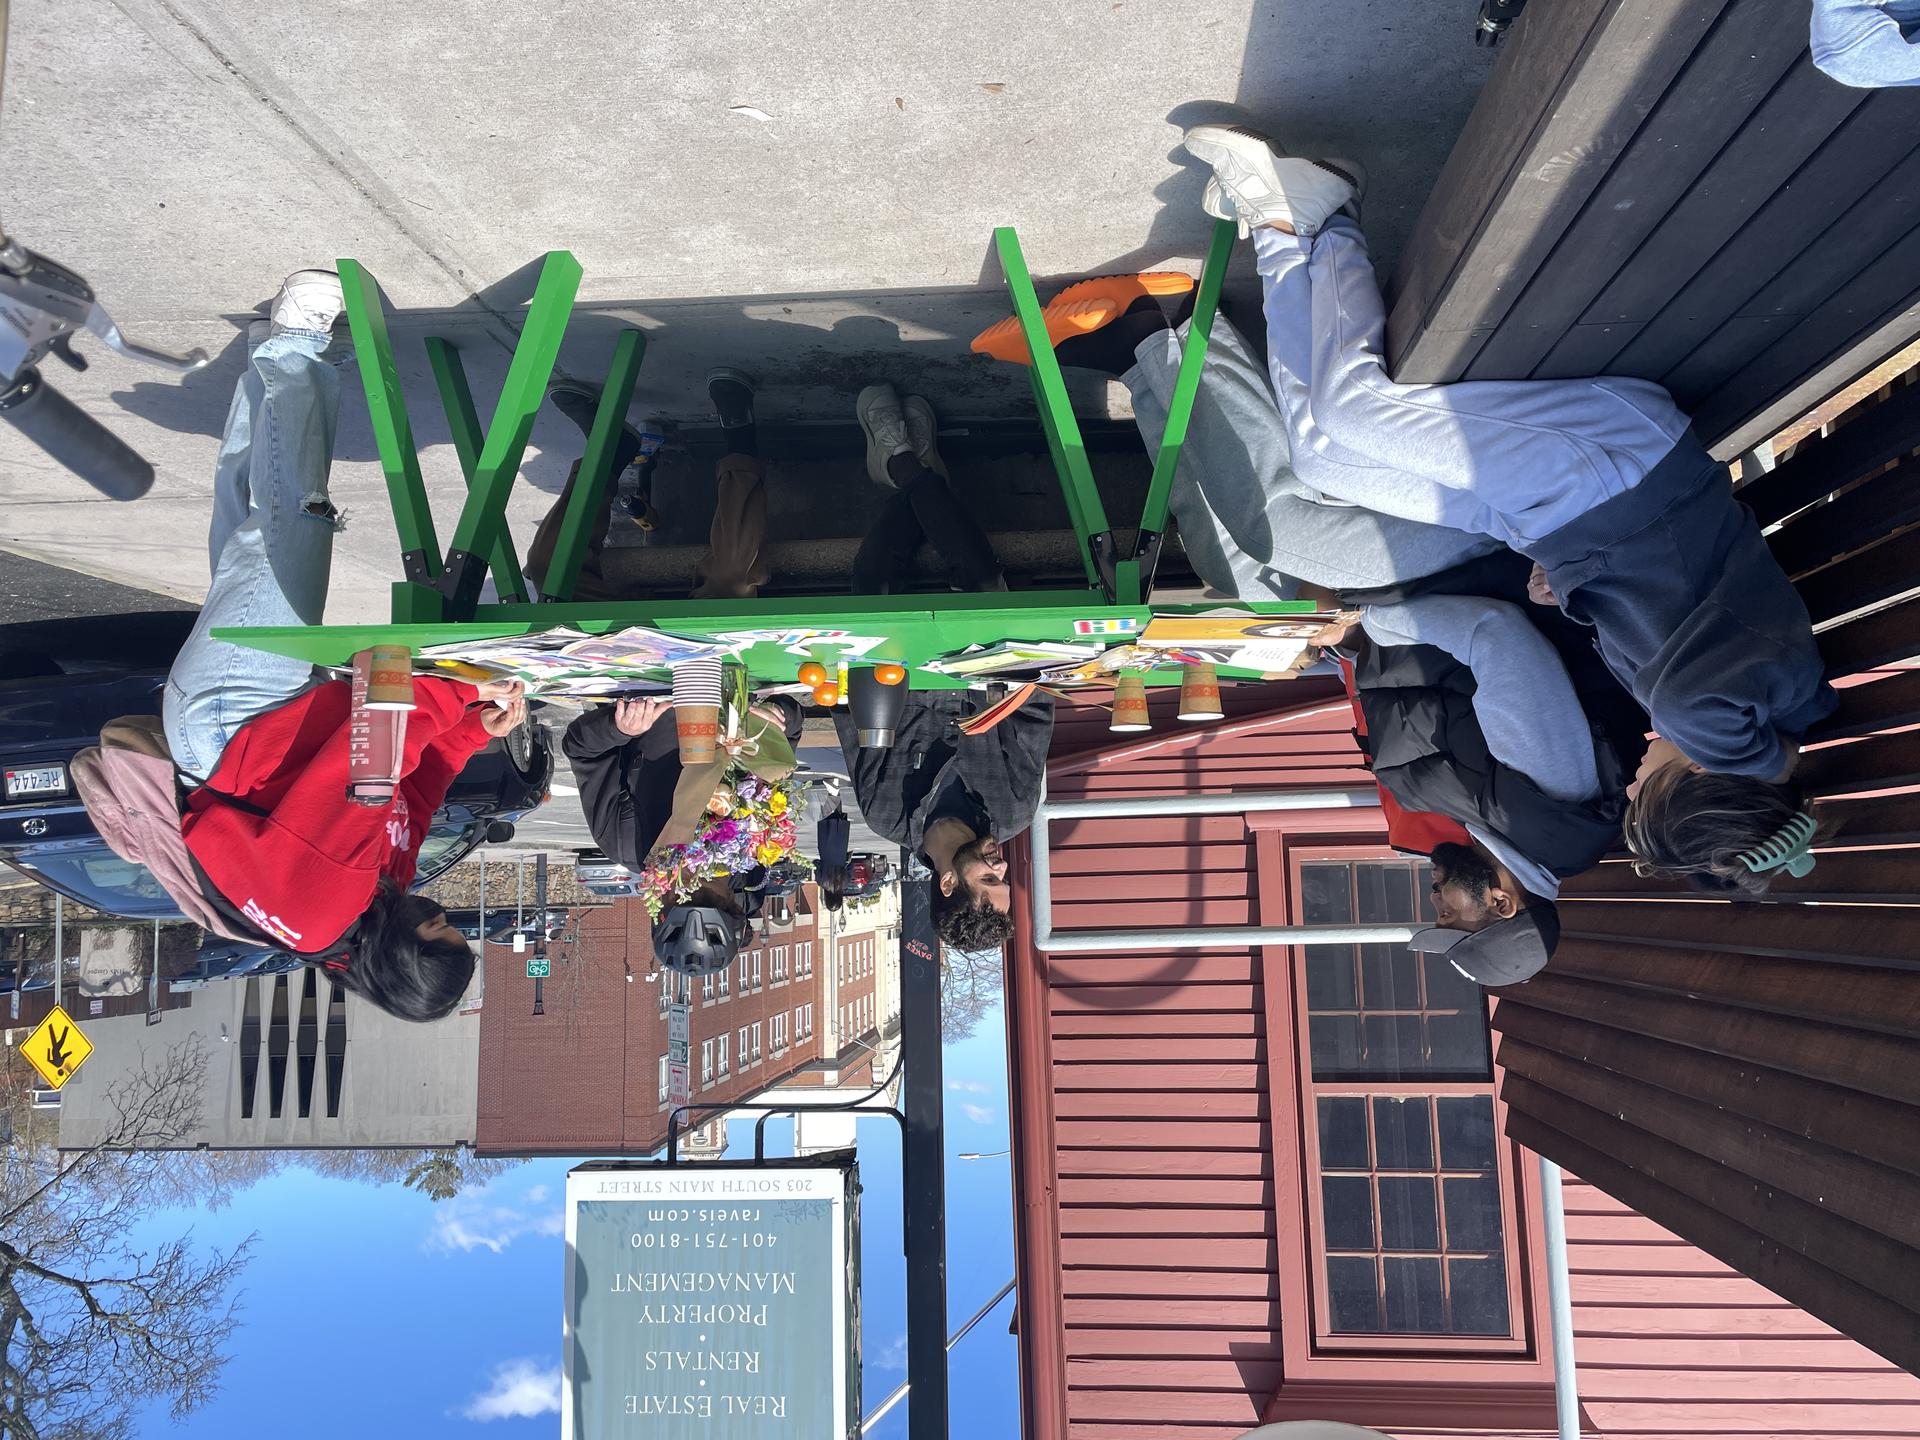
[
  {"left": 562, "top": 696, "right": 803, "bottom": 872},
  {"left": 835, "top": 690, "right": 1053, "bottom": 950}
]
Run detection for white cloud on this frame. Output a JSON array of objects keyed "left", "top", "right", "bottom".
[
  {"left": 961, "top": 1102, "right": 996, "bottom": 1125},
  {"left": 462, "top": 1360, "right": 561, "bottom": 1421},
  {"left": 947, "top": 1079, "right": 989, "bottom": 1094},
  {"left": 872, "top": 1333, "right": 909, "bottom": 1373},
  {"left": 429, "top": 1180, "right": 566, "bottom": 1255}
]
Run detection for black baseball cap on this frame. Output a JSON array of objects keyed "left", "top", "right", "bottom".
[{"left": 1408, "top": 902, "right": 1560, "bottom": 987}]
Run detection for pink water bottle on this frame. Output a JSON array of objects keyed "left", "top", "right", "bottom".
[{"left": 346, "top": 646, "right": 413, "bottom": 806}]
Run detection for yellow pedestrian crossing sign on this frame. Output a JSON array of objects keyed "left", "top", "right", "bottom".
[{"left": 21, "top": 1006, "right": 92, "bottom": 1090}]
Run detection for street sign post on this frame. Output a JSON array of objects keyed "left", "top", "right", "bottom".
[{"left": 21, "top": 1005, "right": 91, "bottom": 1090}]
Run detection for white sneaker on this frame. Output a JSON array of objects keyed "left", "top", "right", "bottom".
[
  {"left": 1202, "top": 178, "right": 1252, "bottom": 240},
  {"left": 902, "top": 394, "right": 949, "bottom": 481},
  {"left": 268, "top": 269, "right": 346, "bottom": 337},
  {"left": 1182, "top": 125, "right": 1363, "bottom": 236},
  {"left": 856, "top": 383, "right": 913, "bottom": 487}
]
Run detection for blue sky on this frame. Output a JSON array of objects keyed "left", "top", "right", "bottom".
[{"left": 131, "top": 1000, "right": 1020, "bottom": 1438}]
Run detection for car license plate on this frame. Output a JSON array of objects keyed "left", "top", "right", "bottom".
[{"left": 4, "top": 765, "right": 67, "bottom": 800}]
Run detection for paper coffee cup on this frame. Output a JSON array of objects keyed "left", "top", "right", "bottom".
[
  {"left": 1110, "top": 674, "right": 1151, "bottom": 733},
  {"left": 361, "top": 644, "right": 416, "bottom": 711},
  {"left": 676, "top": 704, "right": 720, "bottom": 765},
  {"left": 1178, "top": 662, "right": 1223, "bottom": 722}
]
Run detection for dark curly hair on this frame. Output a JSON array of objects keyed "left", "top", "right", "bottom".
[
  {"left": 1622, "top": 768, "right": 1826, "bottom": 898},
  {"left": 328, "top": 877, "right": 476, "bottom": 1022},
  {"left": 930, "top": 881, "right": 1015, "bottom": 951}
]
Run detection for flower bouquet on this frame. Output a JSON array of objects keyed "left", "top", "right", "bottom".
[
  {"left": 637, "top": 771, "right": 813, "bottom": 919},
  {"left": 638, "top": 663, "right": 813, "bottom": 919}
]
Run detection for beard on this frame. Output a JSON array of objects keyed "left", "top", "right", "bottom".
[{"left": 1430, "top": 841, "right": 1499, "bottom": 904}]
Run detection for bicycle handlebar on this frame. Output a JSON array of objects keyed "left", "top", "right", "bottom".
[{"left": 1, "top": 366, "right": 154, "bottom": 500}]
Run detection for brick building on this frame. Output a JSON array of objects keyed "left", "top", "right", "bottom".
[{"left": 476, "top": 885, "right": 856, "bottom": 1156}]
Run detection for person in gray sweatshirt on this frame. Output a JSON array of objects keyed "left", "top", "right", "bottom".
[{"left": 1165, "top": 123, "right": 1836, "bottom": 898}]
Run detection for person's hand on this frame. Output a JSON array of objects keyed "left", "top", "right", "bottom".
[
  {"left": 1526, "top": 563, "right": 1558, "bottom": 607},
  {"left": 475, "top": 677, "right": 525, "bottom": 705},
  {"left": 614, "top": 696, "right": 670, "bottom": 736},
  {"left": 750, "top": 702, "right": 790, "bottom": 730},
  {"left": 481, "top": 696, "right": 528, "bottom": 738}
]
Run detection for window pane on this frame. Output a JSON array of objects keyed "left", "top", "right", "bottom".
[
  {"left": 1301, "top": 864, "right": 1355, "bottom": 924},
  {"left": 1437, "top": 1096, "right": 1498, "bottom": 1171},
  {"left": 1310, "top": 1015, "right": 1363, "bottom": 1076},
  {"left": 1448, "top": 1255, "right": 1512, "bottom": 1335},
  {"left": 1306, "top": 947, "right": 1357, "bottom": 1010},
  {"left": 1424, "top": 1009, "right": 1493, "bottom": 1078},
  {"left": 1326, "top": 1256, "right": 1381, "bottom": 1333},
  {"left": 1378, "top": 1177, "right": 1440, "bottom": 1251},
  {"left": 1359, "top": 944, "right": 1420, "bottom": 1010},
  {"left": 1322, "top": 1176, "right": 1375, "bottom": 1250},
  {"left": 1362, "top": 1013, "right": 1426, "bottom": 1073},
  {"left": 1371, "top": 1097, "right": 1433, "bottom": 1169},
  {"left": 1383, "top": 1256, "right": 1446, "bottom": 1331},
  {"left": 1443, "top": 1174, "right": 1503, "bottom": 1252},
  {"left": 1317, "top": 1097, "right": 1369, "bottom": 1169},
  {"left": 1356, "top": 864, "right": 1413, "bottom": 923}
]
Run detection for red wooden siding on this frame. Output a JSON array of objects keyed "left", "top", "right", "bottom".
[{"left": 1008, "top": 698, "right": 1920, "bottom": 1440}]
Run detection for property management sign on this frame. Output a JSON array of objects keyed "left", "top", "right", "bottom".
[{"left": 563, "top": 1162, "right": 860, "bottom": 1439}]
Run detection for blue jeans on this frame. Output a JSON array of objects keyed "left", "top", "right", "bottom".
[{"left": 163, "top": 330, "right": 344, "bottom": 781}]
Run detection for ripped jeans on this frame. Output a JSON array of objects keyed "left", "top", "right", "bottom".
[{"left": 164, "top": 329, "right": 346, "bottom": 780}]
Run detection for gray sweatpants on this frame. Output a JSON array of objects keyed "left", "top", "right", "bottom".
[{"left": 1124, "top": 313, "right": 1498, "bottom": 598}]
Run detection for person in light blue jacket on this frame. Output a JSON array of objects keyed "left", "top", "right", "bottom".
[{"left": 1811, "top": 0, "right": 1920, "bottom": 87}]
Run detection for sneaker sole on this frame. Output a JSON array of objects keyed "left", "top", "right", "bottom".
[
  {"left": 856, "top": 385, "right": 910, "bottom": 486},
  {"left": 972, "top": 271, "right": 1187, "bottom": 366}
]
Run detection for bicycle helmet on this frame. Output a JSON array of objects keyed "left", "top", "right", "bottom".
[{"left": 651, "top": 904, "right": 750, "bottom": 976}]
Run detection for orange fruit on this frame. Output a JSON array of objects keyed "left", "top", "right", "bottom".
[
  {"left": 874, "top": 663, "right": 907, "bottom": 685},
  {"left": 811, "top": 682, "right": 840, "bottom": 706},
  {"left": 797, "top": 661, "right": 827, "bottom": 686}
]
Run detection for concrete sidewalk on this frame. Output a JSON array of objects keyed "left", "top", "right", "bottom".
[{"left": 0, "top": 0, "right": 1492, "bottom": 621}]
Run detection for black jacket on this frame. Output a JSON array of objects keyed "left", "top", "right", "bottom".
[
  {"left": 1343, "top": 549, "right": 1650, "bottom": 880},
  {"left": 834, "top": 691, "right": 1053, "bottom": 855},
  {"left": 563, "top": 700, "right": 805, "bottom": 870}
]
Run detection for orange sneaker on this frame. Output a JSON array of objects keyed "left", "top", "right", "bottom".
[{"left": 971, "top": 271, "right": 1195, "bottom": 366}]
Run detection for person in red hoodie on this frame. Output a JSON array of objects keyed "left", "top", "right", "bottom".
[{"left": 153, "top": 268, "right": 526, "bottom": 1022}]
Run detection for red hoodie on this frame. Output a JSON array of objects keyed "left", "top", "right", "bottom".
[{"left": 182, "top": 675, "right": 493, "bottom": 953}]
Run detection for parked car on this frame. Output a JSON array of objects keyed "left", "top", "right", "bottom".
[
  {"left": 845, "top": 852, "right": 893, "bottom": 898},
  {"left": 574, "top": 850, "right": 642, "bottom": 898},
  {"left": 0, "top": 667, "right": 552, "bottom": 922}
]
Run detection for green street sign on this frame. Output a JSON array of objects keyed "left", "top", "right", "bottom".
[{"left": 526, "top": 956, "right": 551, "bottom": 978}]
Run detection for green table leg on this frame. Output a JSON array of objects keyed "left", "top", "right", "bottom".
[
  {"left": 537, "top": 329, "right": 647, "bottom": 603},
  {"left": 339, "top": 259, "right": 442, "bottom": 592},
  {"left": 438, "top": 250, "right": 584, "bottom": 619},
  {"left": 1131, "top": 217, "right": 1239, "bottom": 600},
  {"left": 425, "top": 337, "right": 529, "bottom": 605},
  {"left": 994, "top": 226, "right": 1111, "bottom": 593}
]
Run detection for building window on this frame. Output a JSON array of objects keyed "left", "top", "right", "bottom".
[
  {"left": 718, "top": 966, "right": 730, "bottom": 1000},
  {"left": 738, "top": 1025, "right": 750, "bottom": 1066},
  {"left": 718, "top": 1033, "right": 730, "bottom": 1078},
  {"left": 1286, "top": 852, "right": 1528, "bottom": 1355},
  {"left": 773, "top": 946, "right": 788, "bottom": 983},
  {"left": 701, "top": 1038, "right": 714, "bottom": 1087},
  {"left": 751, "top": 953, "right": 762, "bottom": 990},
  {"left": 772, "top": 1013, "right": 788, "bottom": 1052},
  {"left": 751, "top": 1022, "right": 762, "bottom": 1062},
  {"left": 658, "top": 1055, "right": 669, "bottom": 1103},
  {"left": 702, "top": 972, "right": 715, "bottom": 1004}
]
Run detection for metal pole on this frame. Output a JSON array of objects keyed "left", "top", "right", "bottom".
[
  {"left": 1040, "top": 923, "right": 1417, "bottom": 953},
  {"left": 149, "top": 917, "right": 161, "bottom": 1018},
  {"left": 52, "top": 891, "right": 61, "bottom": 1012},
  {"left": 1540, "top": 1156, "right": 1582, "bottom": 1440},
  {"left": 862, "top": 1279, "right": 1015, "bottom": 1435},
  {"left": 898, "top": 857, "right": 949, "bottom": 1440},
  {"left": 478, "top": 850, "right": 486, "bottom": 939},
  {"left": 1039, "top": 787, "right": 1379, "bottom": 819}
]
